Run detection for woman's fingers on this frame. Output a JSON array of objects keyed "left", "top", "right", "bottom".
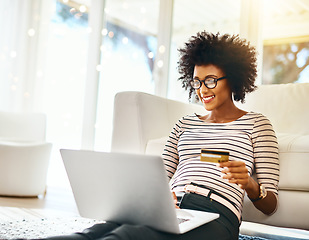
[
  {"left": 172, "top": 191, "right": 180, "bottom": 209},
  {"left": 219, "top": 161, "right": 249, "bottom": 189}
]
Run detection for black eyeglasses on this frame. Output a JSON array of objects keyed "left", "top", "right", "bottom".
[{"left": 190, "top": 76, "right": 227, "bottom": 89}]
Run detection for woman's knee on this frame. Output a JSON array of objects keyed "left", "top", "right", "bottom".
[
  {"left": 81, "top": 222, "right": 119, "bottom": 239},
  {"left": 106, "top": 224, "right": 157, "bottom": 240}
]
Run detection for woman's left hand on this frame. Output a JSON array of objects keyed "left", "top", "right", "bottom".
[
  {"left": 218, "top": 161, "right": 250, "bottom": 189},
  {"left": 219, "top": 161, "right": 278, "bottom": 215}
]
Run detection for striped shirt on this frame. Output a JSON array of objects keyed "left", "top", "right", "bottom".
[{"left": 162, "top": 112, "right": 279, "bottom": 219}]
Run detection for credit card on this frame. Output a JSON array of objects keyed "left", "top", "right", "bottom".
[{"left": 200, "top": 149, "right": 229, "bottom": 163}]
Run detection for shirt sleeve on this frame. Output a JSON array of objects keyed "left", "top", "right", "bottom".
[
  {"left": 252, "top": 114, "right": 280, "bottom": 196},
  {"left": 162, "top": 118, "right": 183, "bottom": 179}
]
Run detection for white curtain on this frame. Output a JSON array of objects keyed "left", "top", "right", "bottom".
[{"left": 0, "top": 0, "right": 52, "bottom": 112}]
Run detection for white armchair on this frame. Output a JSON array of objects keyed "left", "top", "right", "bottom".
[
  {"left": 0, "top": 112, "right": 52, "bottom": 197},
  {"left": 111, "top": 83, "right": 309, "bottom": 239}
]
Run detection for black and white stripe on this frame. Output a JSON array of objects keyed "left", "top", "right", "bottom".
[{"left": 162, "top": 112, "right": 279, "bottom": 217}]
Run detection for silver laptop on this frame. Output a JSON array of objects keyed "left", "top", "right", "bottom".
[{"left": 60, "top": 149, "right": 219, "bottom": 234}]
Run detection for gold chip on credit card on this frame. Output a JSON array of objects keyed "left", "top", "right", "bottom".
[{"left": 200, "top": 149, "right": 229, "bottom": 163}]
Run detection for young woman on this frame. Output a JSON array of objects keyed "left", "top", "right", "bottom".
[
  {"left": 29, "top": 31, "right": 279, "bottom": 240},
  {"left": 163, "top": 31, "right": 279, "bottom": 239}
]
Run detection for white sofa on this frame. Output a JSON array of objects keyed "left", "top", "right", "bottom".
[
  {"left": 111, "top": 83, "right": 309, "bottom": 239},
  {"left": 0, "top": 112, "right": 52, "bottom": 197}
]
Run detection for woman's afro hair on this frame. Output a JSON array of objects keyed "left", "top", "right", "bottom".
[{"left": 178, "top": 31, "right": 257, "bottom": 103}]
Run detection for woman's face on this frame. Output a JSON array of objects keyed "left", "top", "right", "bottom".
[{"left": 193, "top": 64, "right": 232, "bottom": 112}]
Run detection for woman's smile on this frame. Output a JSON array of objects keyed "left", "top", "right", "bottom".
[{"left": 201, "top": 94, "right": 215, "bottom": 104}]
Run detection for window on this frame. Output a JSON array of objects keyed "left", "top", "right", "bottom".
[
  {"left": 263, "top": 39, "right": 309, "bottom": 84},
  {"left": 94, "top": 0, "right": 159, "bottom": 151},
  {"left": 43, "top": 0, "right": 89, "bottom": 187},
  {"left": 262, "top": 0, "right": 309, "bottom": 84}
]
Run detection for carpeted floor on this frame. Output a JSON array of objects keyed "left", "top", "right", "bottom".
[
  {"left": 0, "top": 218, "right": 270, "bottom": 240},
  {"left": 0, "top": 216, "right": 103, "bottom": 239},
  {"left": 239, "top": 235, "right": 270, "bottom": 240},
  {"left": 0, "top": 207, "right": 270, "bottom": 240}
]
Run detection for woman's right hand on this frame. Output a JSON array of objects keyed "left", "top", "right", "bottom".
[{"left": 172, "top": 191, "right": 180, "bottom": 209}]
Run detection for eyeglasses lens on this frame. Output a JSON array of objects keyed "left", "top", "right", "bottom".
[
  {"left": 191, "top": 80, "right": 201, "bottom": 89},
  {"left": 205, "top": 78, "right": 216, "bottom": 88}
]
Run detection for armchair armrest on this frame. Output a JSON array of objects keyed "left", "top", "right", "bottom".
[{"left": 111, "top": 91, "right": 204, "bottom": 154}]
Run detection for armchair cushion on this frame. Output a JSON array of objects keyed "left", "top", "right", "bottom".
[
  {"left": 145, "top": 136, "right": 168, "bottom": 156},
  {"left": 0, "top": 111, "right": 52, "bottom": 197},
  {"left": 0, "top": 141, "right": 52, "bottom": 196},
  {"left": 277, "top": 133, "right": 309, "bottom": 191}
]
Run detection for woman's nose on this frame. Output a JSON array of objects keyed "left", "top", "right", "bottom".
[{"left": 199, "top": 81, "right": 209, "bottom": 94}]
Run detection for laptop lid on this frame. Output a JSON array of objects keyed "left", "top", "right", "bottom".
[{"left": 60, "top": 149, "right": 219, "bottom": 234}]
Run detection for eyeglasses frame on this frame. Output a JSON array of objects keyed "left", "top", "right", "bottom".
[{"left": 190, "top": 76, "right": 227, "bottom": 90}]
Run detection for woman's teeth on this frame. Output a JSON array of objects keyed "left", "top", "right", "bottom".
[{"left": 203, "top": 95, "right": 215, "bottom": 102}]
